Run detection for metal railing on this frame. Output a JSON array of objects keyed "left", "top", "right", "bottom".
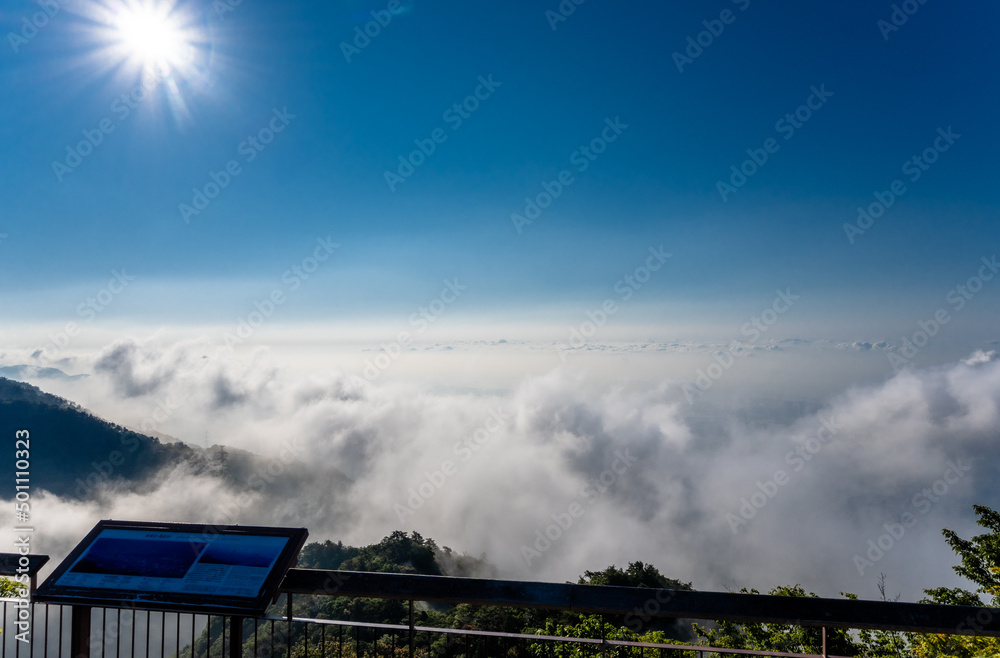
[{"left": 4, "top": 568, "right": 1000, "bottom": 657}]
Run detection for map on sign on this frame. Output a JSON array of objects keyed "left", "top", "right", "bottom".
[
  {"left": 34, "top": 520, "right": 307, "bottom": 615},
  {"left": 55, "top": 530, "right": 289, "bottom": 597}
]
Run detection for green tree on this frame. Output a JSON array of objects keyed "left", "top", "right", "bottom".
[
  {"left": 340, "top": 531, "right": 441, "bottom": 575},
  {"left": 843, "top": 574, "right": 909, "bottom": 658},
  {"left": 911, "top": 505, "right": 1000, "bottom": 658},
  {"left": 694, "top": 585, "right": 859, "bottom": 656},
  {"left": 576, "top": 561, "right": 694, "bottom": 638},
  {"left": 935, "top": 504, "right": 1000, "bottom": 606},
  {"left": 528, "top": 613, "right": 699, "bottom": 657},
  {"left": 297, "top": 539, "right": 358, "bottom": 570},
  {"left": 0, "top": 576, "right": 23, "bottom": 598},
  {"left": 578, "top": 561, "right": 691, "bottom": 590}
]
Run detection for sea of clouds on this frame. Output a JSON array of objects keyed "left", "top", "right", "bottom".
[{"left": 1, "top": 334, "right": 998, "bottom": 603}]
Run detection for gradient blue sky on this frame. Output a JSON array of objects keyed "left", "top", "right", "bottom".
[{"left": 2, "top": 0, "right": 998, "bottom": 340}]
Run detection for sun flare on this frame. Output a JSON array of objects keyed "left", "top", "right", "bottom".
[{"left": 112, "top": 2, "right": 189, "bottom": 72}]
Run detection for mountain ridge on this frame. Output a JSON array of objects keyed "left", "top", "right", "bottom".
[{"left": 0, "top": 377, "right": 351, "bottom": 504}]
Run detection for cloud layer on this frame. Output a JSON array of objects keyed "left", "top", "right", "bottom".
[{"left": 3, "top": 335, "right": 999, "bottom": 603}]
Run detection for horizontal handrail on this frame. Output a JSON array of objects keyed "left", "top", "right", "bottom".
[
  {"left": 275, "top": 613, "right": 852, "bottom": 658},
  {"left": 279, "top": 568, "right": 1000, "bottom": 636}
]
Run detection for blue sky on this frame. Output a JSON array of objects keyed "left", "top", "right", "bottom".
[{"left": 1, "top": 0, "right": 998, "bottom": 340}]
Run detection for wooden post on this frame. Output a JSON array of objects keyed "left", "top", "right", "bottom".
[{"left": 70, "top": 606, "right": 91, "bottom": 658}]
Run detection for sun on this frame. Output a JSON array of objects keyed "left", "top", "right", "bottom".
[{"left": 111, "top": 1, "right": 190, "bottom": 73}]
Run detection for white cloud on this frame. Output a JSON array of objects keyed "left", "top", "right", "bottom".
[{"left": 2, "top": 335, "right": 999, "bottom": 603}]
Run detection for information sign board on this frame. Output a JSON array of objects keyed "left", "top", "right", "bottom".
[{"left": 33, "top": 520, "right": 307, "bottom": 616}]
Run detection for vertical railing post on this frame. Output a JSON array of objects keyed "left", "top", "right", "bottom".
[
  {"left": 408, "top": 600, "right": 415, "bottom": 658},
  {"left": 70, "top": 606, "right": 91, "bottom": 658},
  {"left": 822, "top": 626, "right": 828, "bottom": 658},
  {"left": 287, "top": 593, "right": 293, "bottom": 656},
  {"left": 229, "top": 617, "right": 243, "bottom": 658}
]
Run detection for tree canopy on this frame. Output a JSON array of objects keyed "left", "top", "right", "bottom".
[{"left": 193, "top": 506, "right": 1000, "bottom": 657}]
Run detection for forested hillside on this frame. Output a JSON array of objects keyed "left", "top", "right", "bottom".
[{"left": 0, "top": 377, "right": 198, "bottom": 497}]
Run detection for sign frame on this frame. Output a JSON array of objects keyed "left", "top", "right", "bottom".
[
  {"left": 33, "top": 520, "right": 307, "bottom": 616},
  {"left": 0, "top": 553, "right": 49, "bottom": 576}
]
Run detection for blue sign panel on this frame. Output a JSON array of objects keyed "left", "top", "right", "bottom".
[{"left": 34, "top": 520, "right": 307, "bottom": 616}]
